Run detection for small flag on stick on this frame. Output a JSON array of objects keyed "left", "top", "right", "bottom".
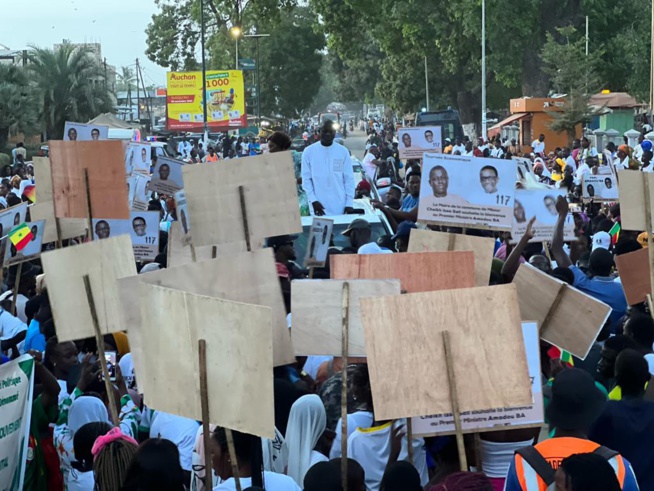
[
  {"left": 9, "top": 223, "right": 33, "bottom": 251},
  {"left": 22, "top": 185, "right": 36, "bottom": 203},
  {"left": 609, "top": 222, "right": 620, "bottom": 245}
]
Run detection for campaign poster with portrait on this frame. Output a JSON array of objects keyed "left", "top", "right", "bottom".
[
  {"left": 4, "top": 220, "right": 45, "bottom": 267},
  {"left": 582, "top": 174, "right": 619, "bottom": 201},
  {"left": 174, "top": 190, "right": 191, "bottom": 244},
  {"left": 514, "top": 157, "right": 537, "bottom": 183},
  {"left": 511, "top": 189, "right": 576, "bottom": 243},
  {"left": 150, "top": 156, "right": 185, "bottom": 195},
  {"left": 0, "top": 202, "right": 28, "bottom": 242},
  {"left": 417, "top": 153, "right": 516, "bottom": 231},
  {"left": 92, "top": 211, "right": 160, "bottom": 260},
  {"left": 125, "top": 142, "right": 152, "bottom": 175},
  {"left": 128, "top": 173, "right": 152, "bottom": 212},
  {"left": 397, "top": 126, "right": 443, "bottom": 159},
  {"left": 63, "top": 122, "right": 109, "bottom": 141},
  {"left": 304, "top": 217, "right": 334, "bottom": 268}
]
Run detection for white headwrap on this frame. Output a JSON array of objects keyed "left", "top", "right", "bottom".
[
  {"left": 68, "top": 396, "right": 111, "bottom": 435},
  {"left": 285, "top": 394, "right": 327, "bottom": 486}
]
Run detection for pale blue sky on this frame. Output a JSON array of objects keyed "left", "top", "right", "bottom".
[{"left": 2, "top": 0, "right": 168, "bottom": 85}]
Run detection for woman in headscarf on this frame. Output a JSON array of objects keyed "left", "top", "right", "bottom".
[{"left": 285, "top": 394, "right": 329, "bottom": 486}]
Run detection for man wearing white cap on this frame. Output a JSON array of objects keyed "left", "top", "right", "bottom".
[{"left": 592, "top": 231, "right": 611, "bottom": 252}]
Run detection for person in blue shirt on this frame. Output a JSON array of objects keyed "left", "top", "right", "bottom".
[{"left": 551, "top": 196, "right": 627, "bottom": 327}]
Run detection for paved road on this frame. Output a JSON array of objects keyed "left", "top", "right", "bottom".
[{"left": 343, "top": 129, "right": 368, "bottom": 160}]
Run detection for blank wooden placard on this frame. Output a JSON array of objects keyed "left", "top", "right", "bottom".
[
  {"left": 138, "top": 284, "right": 274, "bottom": 438},
  {"left": 291, "top": 279, "right": 401, "bottom": 356},
  {"left": 29, "top": 202, "right": 87, "bottom": 243},
  {"left": 33, "top": 157, "right": 53, "bottom": 203},
  {"left": 182, "top": 151, "right": 301, "bottom": 248},
  {"left": 49, "top": 140, "right": 130, "bottom": 219},
  {"left": 331, "top": 251, "right": 476, "bottom": 293},
  {"left": 118, "top": 247, "right": 295, "bottom": 366},
  {"left": 618, "top": 170, "right": 654, "bottom": 231},
  {"left": 41, "top": 234, "right": 137, "bottom": 342},
  {"left": 360, "top": 284, "right": 530, "bottom": 420},
  {"left": 408, "top": 229, "right": 495, "bottom": 286},
  {"left": 615, "top": 248, "right": 650, "bottom": 306},
  {"left": 513, "top": 263, "right": 612, "bottom": 359}
]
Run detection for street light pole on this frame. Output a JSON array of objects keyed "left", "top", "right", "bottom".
[
  {"left": 424, "top": 55, "right": 430, "bottom": 112},
  {"left": 244, "top": 34, "right": 270, "bottom": 127},
  {"left": 200, "top": 0, "right": 209, "bottom": 145},
  {"left": 481, "top": 0, "right": 487, "bottom": 139}
]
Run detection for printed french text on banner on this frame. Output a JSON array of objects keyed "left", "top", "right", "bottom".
[
  {"left": 512, "top": 189, "right": 575, "bottom": 243},
  {"left": 0, "top": 354, "right": 35, "bottom": 490},
  {"left": 92, "top": 212, "right": 160, "bottom": 260},
  {"left": 418, "top": 153, "right": 516, "bottom": 230},
  {"left": 397, "top": 127, "right": 443, "bottom": 159},
  {"left": 582, "top": 174, "right": 619, "bottom": 200},
  {"left": 166, "top": 71, "right": 246, "bottom": 131}
]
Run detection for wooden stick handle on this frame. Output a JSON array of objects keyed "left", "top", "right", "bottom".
[
  {"left": 11, "top": 262, "right": 22, "bottom": 316},
  {"left": 82, "top": 274, "right": 119, "bottom": 426},
  {"left": 341, "top": 281, "right": 350, "bottom": 491},
  {"left": 225, "top": 429, "right": 242, "bottom": 491},
  {"left": 406, "top": 418, "right": 414, "bottom": 465},
  {"left": 84, "top": 169, "right": 93, "bottom": 242},
  {"left": 442, "top": 330, "right": 467, "bottom": 471},
  {"left": 239, "top": 185, "right": 251, "bottom": 252},
  {"left": 199, "top": 339, "right": 213, "bottom": 489},
  {"left": 540, "top": 283, "right": 567, "bottom": 335}
]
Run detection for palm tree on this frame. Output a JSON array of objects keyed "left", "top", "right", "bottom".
[
  {"left": 28, "top": 42, "right": 114, "bottom": 139},
  {"left": 117, "top": 66, "right": 136, "bottom": 111},
  {"left": 0, "top": 64, "right": 39, "bottom": 149}
]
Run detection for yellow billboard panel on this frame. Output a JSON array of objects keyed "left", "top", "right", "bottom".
[{"left": 166, "top": 71, "right": 246, "bottom": 131}]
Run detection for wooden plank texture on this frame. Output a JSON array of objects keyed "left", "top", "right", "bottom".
[
  {"left": 138, "top": 284, "right": 274, "bottom": 438},
  {"left": 408, "top": 229, "right": 494, "bottom": 286},
  {"left": 118, "top": 248, "right": 295, "bottom": 366},
  {"left": 33, "top": 157, "right": 53, "bottom": 203},
  {"left": 49, "top": 140, "right": 130, "bottom": 219},
  {"left": 331, "top": 251, "right": 476, "bottom": 293},
  {"left": 615, "top": 248, "right": 650, "bottom": 306},
  {"left": 513, "top": 263, "right": 612, "bottom": 359},
  {"left": 182, "top": 151, "right": 301, "bottom": 248},
  {"left": 29, "top": 202, "right": 87, "bottom": 243},
  {"left": 618, "top": 169, "right": 654, "bottom": 231},
  {"left": 291, "top": 279, "right": 401, "bottom": 356},
  {"left": 360, "top": 284, "right": 531, "bottom": 420},
  {"left": 41, "top": 234, "right": 137, "bottom": 341}
]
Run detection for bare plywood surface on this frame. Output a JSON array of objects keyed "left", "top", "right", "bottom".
[
  {"left": 408, "top": 229, "right": 494, "bottom": 286},
  {"left": 331, "top": 251, "right": 476, "bottom": 293},
  {"left": 360, "top": 284, "right": 530, "bottom": 420},
  {"left": 513, "top": 263, "right": 612, "bottom": 359},
  {"left": 182, "top": 151, "right": 301, "bottom": 248},
  {"left": 291, "top": 279, "right": 401, "bottom": 356},
  {"left": 119, "top": 248, "right": 295, "bottom": 366},
  {"left": 618, "top": 170, "right": 654, "bottom": 231},
  {"left": 49, "top": 141, "right": 130, "bottom": 219},
  {"left": 41, "top": 234, "right": 137, "bottom": 342},
  {"left": 138, "top": 284, "right": 274, "bottom": 438},
  {"left": 33, "top": 157, "right": 53, "bottom": 203},
  {"left": 615, "top": 248, "right": 650, "bottom": 306},
  {"left": 29, "top": 202, "right": 87, "bottom": 243}
]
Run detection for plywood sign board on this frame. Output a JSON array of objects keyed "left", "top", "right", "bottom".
[
  {"left": 49, "top": 140, "right": 130, "bottom": 219},
  {"left": 360, "top": 284, "right": 530, "bottom": 420},
  {"left": 513, "top": 263, "right": 612, "bottom": 359},
  {"left": 29, "top": 202, "right": 87, "bottom": 243},
  {"left": 182, "top": 151, "right": 302, "bottom": 248},
  {"left": 33, "top": 157, "right": 53, "bottom": 203},
  {"left": 615, "top": 248, "right": 650, "bottom": 306},
  {"left": 618, "top": 170, "right": 654, "bottom": 231},
  {"left": 138, "top": 284, "right": 274, "bottom": 438},
  {"left": 291, "top": 279, "right": 402, "bottom": 356},
  {"left": 331, "top": 251, "right": 476, "bottom": 293},
  {"left": 119, "top": 248, "right": 295, "bottom": 366},
  {"left": 407, "top": 229, "right": 495, "bottom": 286},
  {"left": 41, "top": 234, "right": 137, "bottom": 342}
]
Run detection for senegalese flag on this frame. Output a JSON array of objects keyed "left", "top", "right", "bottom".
[
  {"left": 22, "top": 184, "right": 35, "bottom": 203},
  {"left": 609, "top": 221, "right": 621, "bottom": 245},
  {"left": 9, "top": 223, "right": 33, "bottom": 251}
]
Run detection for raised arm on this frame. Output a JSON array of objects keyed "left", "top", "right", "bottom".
[
  {"left": 502, "top": 217, "right": 536, "bottom": 281},
  {"left": 551, "top": 196, "right": 573, "bottom": 268}
]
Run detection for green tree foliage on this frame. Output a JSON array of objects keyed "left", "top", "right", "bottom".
[
  {"left": 28, "top": 42, "right": 114, "bottom": 139},
  {"left": 541, "top": 26, "right": 603, "bottom": 142},
  {"left": 0, "top": 64, "right": 39, "bottom": 149}
]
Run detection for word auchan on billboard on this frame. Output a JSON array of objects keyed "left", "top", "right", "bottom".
[{"left": 166, "top": 70, "right": 246, "bottom": 131}]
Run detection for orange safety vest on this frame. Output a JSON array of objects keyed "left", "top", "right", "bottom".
[
  {"left": 206, "top": 154, "right": 218, "bottom": 162},
  {"left": 514, "top": 437, "right": 627, "bottom": 490}
]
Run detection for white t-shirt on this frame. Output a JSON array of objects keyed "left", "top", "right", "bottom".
[
  {"left": 303, "top": 355, "right": 332, "bottom": 380},
  {"left": 330, "top": 411, "right": 374, "bottom": 459},
  {"left": 0, "top": 309, "right": 27, "bottom": 351},
  {"left": 491, "top": 147, "right": 504, "bottom": 158},
  {"left": 213, "top": 471, "right": 301, "bottom": 491},
  {"left": 150, "top": 411, "right": 200, "bottom": 471},
  {"left": 361, "top": 153, "right": 378, "bottom": 178},
  {"left": 67, "top": 469, "right": 94, "bottom": 491},
  {"left": 531, "top": 140, "right": 545, "bottom": 154},
  {"left": 574, "top": 163, "right": 590, "bottom": 185},
  {"left": 644, "top": 353, "right": 654, "bottom": 375},
  {"left": 453, "top": 144, "right": 466, "bottom": 154},
  {"left": 634, "top": 144, "right": 644, "bottom": 161}
]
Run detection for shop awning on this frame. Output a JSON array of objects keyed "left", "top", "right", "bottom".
[{"left": 488, "top": 112, "right": 529, "bottom": 137}]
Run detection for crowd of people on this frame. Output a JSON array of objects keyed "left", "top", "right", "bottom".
[{"left": 2, "top": 117, "right": 654, "bottom": 491}]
